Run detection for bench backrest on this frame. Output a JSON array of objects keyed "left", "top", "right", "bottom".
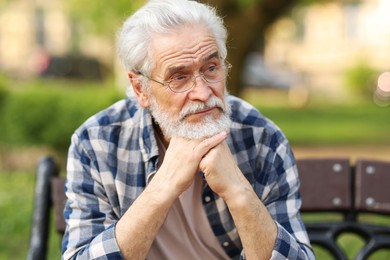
[
  {"left": 51, "top": 177, "right": 67, "bottom": 233},
  {"left": 27, "top": 157, "right": 65, "bottom": 260},
  {"left": 298, "top": 158, "right": 390, "bottom": 259}
]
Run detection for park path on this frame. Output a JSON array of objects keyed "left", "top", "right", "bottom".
[{"left": 293, "top": 145, "right": 390, "bottom": 163}]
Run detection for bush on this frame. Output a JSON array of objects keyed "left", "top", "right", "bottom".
[
  {"left": 343, "top": 61, "right": 378, "bottom": 98},
  {"left": 0, "top": 74, "right": 9, "bottom": 107},
  {"left": 0, "top": 80, "right": 123, "bottom": 153}
]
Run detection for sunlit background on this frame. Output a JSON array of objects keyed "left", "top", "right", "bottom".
[{"left": 0, "top": 0, "right": 389, "bottom": 259}]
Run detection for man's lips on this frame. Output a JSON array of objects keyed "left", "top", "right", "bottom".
[
  {"left": 192, "top": 107, "right": 215, "bottom": 115},
  {"left": 181, "top": 106, "right": 221, "bottom": 120}
]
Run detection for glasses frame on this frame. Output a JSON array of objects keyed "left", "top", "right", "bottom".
[{"left": 137, "top": 62, "right": 231, "bottom": 93}]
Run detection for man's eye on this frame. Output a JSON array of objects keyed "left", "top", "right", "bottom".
[
  {"left": 204, "top": 65, "right": 221, "bottom": 75},
  {"left": 204, "top": 65, "right": 220, "bottom": 74},
  {"left": 207, "top": 65, "right": 217, "bottom": 72},
  {"left": 173, "top": 74, "right": 191, "bottom": 81}
]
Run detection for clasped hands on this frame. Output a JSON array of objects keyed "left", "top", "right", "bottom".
[{"left": 155, "top": 131, "right": 249, "bottom": 203}]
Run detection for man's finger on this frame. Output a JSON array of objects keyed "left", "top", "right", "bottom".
[{"left": 195, "top": 131, "right": 228, "bottom": 155}]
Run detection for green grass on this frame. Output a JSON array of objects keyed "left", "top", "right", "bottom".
[
  {"left": 258, "top": 103, "right": 390, "bottom": 146},
  {"left": 0, "top": 171, "right": 61, "bottom": 260},
  {"left": 242, "top": 87, "right": 390, "bottom": 146}
]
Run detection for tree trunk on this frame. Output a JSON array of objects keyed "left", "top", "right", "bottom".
[{"left": 202, "top": 0, "right": 298, "bottom": 97}]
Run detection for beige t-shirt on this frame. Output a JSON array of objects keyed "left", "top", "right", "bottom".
[{"left": 147, "top": 134, "right": 230, "bottom": 260}]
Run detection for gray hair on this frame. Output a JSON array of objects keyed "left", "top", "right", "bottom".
[{"left": 117, "top": 0, "right": 228, "bottom": 78}]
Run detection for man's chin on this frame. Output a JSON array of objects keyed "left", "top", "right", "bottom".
[
  {"left": 173, "top": 132, "right": 215, "bottom": 140},
  {"left": 168, "top": 120, "right": 231, "bottom": 140}
]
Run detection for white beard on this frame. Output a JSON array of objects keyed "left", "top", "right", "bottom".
[{"left": 148, "top": 95, "right": 232, "bottom": 139}]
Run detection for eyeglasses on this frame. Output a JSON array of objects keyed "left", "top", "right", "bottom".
[{"left": 138, "top": 63, "right": 231, "bottom": 93}]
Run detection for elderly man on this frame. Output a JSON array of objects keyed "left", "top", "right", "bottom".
[{"left": 62, "top": 0, "right": 314, "bottom": 259}]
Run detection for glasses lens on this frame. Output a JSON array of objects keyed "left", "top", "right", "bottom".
[
  {"left": 168, "top": 65, "right": 227, "bottom": 93},
  {"left": 203, "top": 65, "right": 225, "bottom": 83},
  {"left": 168, "top": 75, "right": 192, "bottom": 92}
]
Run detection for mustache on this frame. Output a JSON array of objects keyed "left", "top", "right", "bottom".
[{"left": 179, "top": 96, "right": 225, "bottom": 121}]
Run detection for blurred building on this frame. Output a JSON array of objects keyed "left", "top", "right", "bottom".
[
  {"left": 1, "top": 0, "right": 390, "bottom": 94},
  {"left": 0, "top": 0, "right": 111, "bottom": 79},
  {"left": 0, "top": 0, "right": 67, "bottom": 77},
  {"left": 264, "top": 0, "right": 390, "bottom": 100}
]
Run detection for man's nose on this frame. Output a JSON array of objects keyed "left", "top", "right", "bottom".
[{"left": 189, "top": 74, "right": 212, "bottom": 101}]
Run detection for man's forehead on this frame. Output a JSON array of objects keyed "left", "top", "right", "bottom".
[{"left": 150, "top": 25, "right": 219, "bottom": 69}]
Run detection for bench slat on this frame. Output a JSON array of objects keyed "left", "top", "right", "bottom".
[
  {"left": 355, "top": 159, "right": 390, "bottom": 214},
  {"left": 297, "top": 158, "right": 351, "bottom": 212}
]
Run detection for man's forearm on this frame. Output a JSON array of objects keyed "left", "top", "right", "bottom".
[
  {"left": 225, "top": 184, "right": 277, "bottom": 260},
  {"left": 115, "top": 176, "right": 178, "bottom": 260}
]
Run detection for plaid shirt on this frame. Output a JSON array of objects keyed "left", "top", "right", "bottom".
[{"left": 62, "top": 95, "right": 314, "bottom": 260}]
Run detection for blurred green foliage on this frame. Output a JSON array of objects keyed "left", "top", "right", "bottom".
[
  {"left": 1, "top": 78, "right": 389, "bottom": 156},
  {"left": 343, "top": 60, "right": 379, "bottom": 98},
  {"left": 297, "top": 0, "right": 362, "bottom": 6},
  {"left": 0, "top": 80, "right": 123, "bottom": 153},
  {"left": 65, "top": 0, "right": 144, "bottom": 36},
  {"left": 0, "top": 73, "right": 9, "bottom": 104}
]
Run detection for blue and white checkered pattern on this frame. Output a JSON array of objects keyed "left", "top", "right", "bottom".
[{"left": 62, "top": 95, "right": 314, "bottom": 259}]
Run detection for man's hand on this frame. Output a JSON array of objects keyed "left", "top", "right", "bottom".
[
  {"left": 199, "top": 139, "right": 277, "bottom": 260},
  {"left": 154, "top": 130, "right": 229, "bottom": 197},
  {"left": 199, "top": 140, "right": 251, "bottom": 202}
]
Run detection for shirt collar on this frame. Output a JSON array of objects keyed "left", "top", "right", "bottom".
[{"left": 138, "top": 107, "right": 160, "bottom": 184}]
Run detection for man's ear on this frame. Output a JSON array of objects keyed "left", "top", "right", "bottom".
[{"left": 128, "top": 71, "right": 150, "bottom": 108}]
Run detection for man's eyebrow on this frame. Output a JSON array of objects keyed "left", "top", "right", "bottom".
[
  {"left": 167, "top": 65, "right": 186, "bottom": 76},
  {"left": 166, "top": 51, "right": 221, "bottom": 76},
  {"left": 203, "top": 51, "right": 220, "bottom": 62}
]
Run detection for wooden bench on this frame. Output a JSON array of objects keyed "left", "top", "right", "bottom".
[
  {"left": 298, "top": 158, "right": 390, "bottom": 259},
  {"left": 27, "top": 156, "right": 390, "bottom": 259}
]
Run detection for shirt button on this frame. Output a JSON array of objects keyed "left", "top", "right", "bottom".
[
  {"left": 223, "top": 241, "right": 230, "bottom": 247},
  {"left": 204, "top": 196, "right": 211, "bottom": 203}
]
